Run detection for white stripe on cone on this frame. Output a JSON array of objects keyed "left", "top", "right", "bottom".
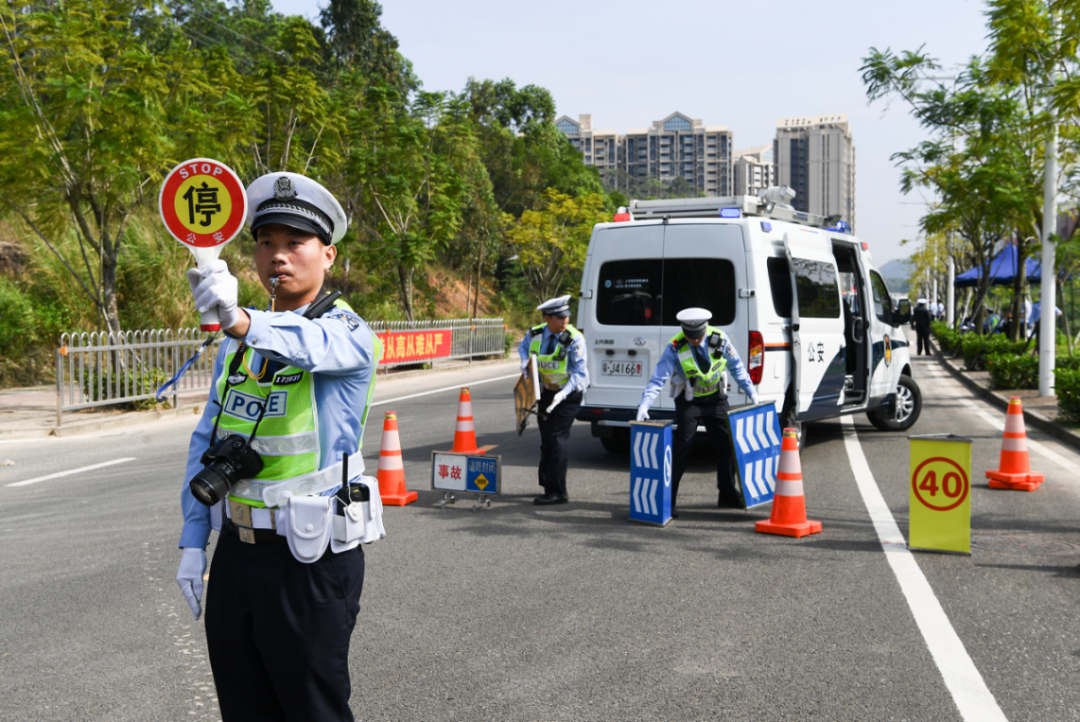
[
  {"left": 778, "top": 450, "right": 801, "bottom": 476},
  {"left": 1004, "top": 413, "right": 1025, "bottom": 434},
  {"left": 458, "top": 401, "right": 473, "bottom": 417},
  {"left": 456, "top": 420, "right": 475, "bottom": 432},
  {"left": 774, "top": 477, "right": 804, "bottom": 497},
  {"left": 378, "top": 454, "right": 403, "bottom": 471},
  {"left": 380, "top": 430, "right": 401, "bottom": 451},
  {"left": 1001, "top": 436, "right": 1028, "bottom": 452}
]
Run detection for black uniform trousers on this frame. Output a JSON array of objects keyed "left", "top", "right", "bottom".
[
  {"left": 205, "top": 524, "right": 365, "bottom": 722},
  {"left": 536, "top": 388, "right": 582, "bottom": 497},
  {"left": 916, "top": 328, "right": 931, "bottom": 355},
  {"left": 671, "top": 393, "right": 740, "bottom": 510}
]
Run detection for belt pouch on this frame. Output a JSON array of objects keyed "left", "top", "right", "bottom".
[{"left": 281, "top": 495, "right": 332, "bottom": 564}]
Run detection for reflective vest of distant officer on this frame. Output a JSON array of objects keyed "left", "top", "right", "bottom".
[
  {"left": 176, "top": 172, "right": 383, "bottom": 722},
  {"left": 517, "top": 294, "right": 589, "bottom": 505},
  {"left": 637, "top": 308, "right": 761, "bottom": 517}
]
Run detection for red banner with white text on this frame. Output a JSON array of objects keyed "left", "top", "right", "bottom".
[{"left": 376, "top": 329, "right": 452, "bottom": 365}]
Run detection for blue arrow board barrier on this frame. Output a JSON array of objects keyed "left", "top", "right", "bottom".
[
  {"left": 629, "top": 421, "right": 673, "bottom": 526},
  {"left": 728, "top": 402, "right": 782, "bottom": 509}
]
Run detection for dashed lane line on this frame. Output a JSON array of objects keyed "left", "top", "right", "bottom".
[
  {"left": 6, "top": 457, "right": 137, "bottom": 487},
  {"left": 841, "top": 416, "right": 1009, "bottom": 722},
  {"left": 370, "top": 373, "right": 520, "bottom": 408}
]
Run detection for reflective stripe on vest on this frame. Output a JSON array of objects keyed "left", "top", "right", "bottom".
[
  {"left": 528, "top": 324, "right": 583, "bottom": 389},
  {"left": 213, "top": 299, "right": 381, "bottom": 507},
  {"left": 671, "top": 327, "right": 727, "bottom": 397}
]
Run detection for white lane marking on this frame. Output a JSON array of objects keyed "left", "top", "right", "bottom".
[
  {"left": 7, "top": 458, "right": 137, "bottom": 487},
  {"left": 958, "top": 399, "right": 1080, "bottom": 474},
  {"left": 841, "top": 416, "right": 1008, "bottom": 722},
  {"left": 370, "top": 373, "right": 520, "bottom": 408}
]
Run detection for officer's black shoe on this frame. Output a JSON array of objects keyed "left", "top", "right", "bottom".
[
  {"left": 671, "top": 510, "right": 680, "bottom": 519},
  {"left": 534, "top": 493, "right": 568, "bottom": 505}
]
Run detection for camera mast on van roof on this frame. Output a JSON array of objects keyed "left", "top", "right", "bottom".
[{"left": 627, "top": 185, "right": 848, "bottom": 231}]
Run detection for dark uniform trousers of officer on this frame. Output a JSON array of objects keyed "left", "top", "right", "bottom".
[
  {"left": 205, "top": 522, "right": 365, "bottom": 722},
  {"left": 670, "top": 392, "right": 739, "bottom": 509},
  {"left": 536, "top": 388, "right": 583, "bottom": 497}
]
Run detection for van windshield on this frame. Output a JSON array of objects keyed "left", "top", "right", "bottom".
[{"left": 596, "top": 258, "right": 736, "bottom": 326}]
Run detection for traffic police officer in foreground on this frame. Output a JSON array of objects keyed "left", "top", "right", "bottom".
[
  {"left": 176, "top": 172, "right": 383, "bottom": 721},
  {"left": 636, "top": 308, "right": 760, "bottom": 517},
  {"left": 518, "top": 295, "right": 589, "bottom": 505}
]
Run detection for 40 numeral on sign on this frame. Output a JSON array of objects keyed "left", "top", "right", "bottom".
[{"left": 912, "top": 456, "right": 969, "bottom": 512}]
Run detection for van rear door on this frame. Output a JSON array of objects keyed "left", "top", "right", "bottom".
[
  {"left": 583, "top": 222, "right": 666, "bottom": 409},
  {"left": 658, "top": 222, "right": 747, "bottom": 410},
  {"left": 784, "top": 231, "right": 847, "bottom": 421}
]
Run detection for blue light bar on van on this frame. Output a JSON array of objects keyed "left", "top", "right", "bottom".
[
  {"left": 719, "top": 208, "right": 742, "bottom": 218},
  {"left": 825, "top": 220, "right": 852, "bottom": 234}
]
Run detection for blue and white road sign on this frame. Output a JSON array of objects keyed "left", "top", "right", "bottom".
[
  {"left": 728, "top": 402, "right": 782, "bottom": 508},
  {"left": 629, "top": 421, "right": 673, "bottom": 526},
  {"left": 431, "top": 452, "right": 500, "bottom": 495}
]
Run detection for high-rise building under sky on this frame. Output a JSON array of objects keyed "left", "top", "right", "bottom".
[{"left": 774, "top": 114, "right": 856, "bottom": 229}]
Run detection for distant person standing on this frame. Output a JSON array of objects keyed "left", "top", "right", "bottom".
[{"left": 912, "top": 298, "right": 932, "bottom": 355}]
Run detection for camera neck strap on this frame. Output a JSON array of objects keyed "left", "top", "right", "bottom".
[{"left": 207, "top": 343, "right": 271, "bottom": 458}]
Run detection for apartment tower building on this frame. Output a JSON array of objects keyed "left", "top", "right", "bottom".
[
  {"left": 732, "top": 145, "right": 776, "bottom": 197},
  {"left": 774, "top": 114, "right": 856, "bottom": 229}
]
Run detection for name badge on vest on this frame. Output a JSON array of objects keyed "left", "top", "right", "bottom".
[
  {"left": 274, "top": 372, "right": 303, "bottom": 386},
  {"left": 224, "top": 389, "right": 289, "bottom": 422}
]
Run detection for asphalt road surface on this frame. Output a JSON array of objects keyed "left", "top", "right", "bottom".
[{"left": 1, "top": 355, "right": 1078, "bottom": 721}]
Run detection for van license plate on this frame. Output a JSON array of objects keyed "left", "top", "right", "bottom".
[{"left": 602, "top": 361, "right": 643, "bottom": 377}]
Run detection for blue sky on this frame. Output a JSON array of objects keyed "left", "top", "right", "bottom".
[{"left": 272, "top": 0, "right": 991, "bottom": 265}]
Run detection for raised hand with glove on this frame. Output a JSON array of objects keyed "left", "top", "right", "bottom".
[
  {"left": 176, "top": 547, "right": 207, "bottom": 621},
  {"left": 187, "top": 259, "right": 246, "bottom": 333}
]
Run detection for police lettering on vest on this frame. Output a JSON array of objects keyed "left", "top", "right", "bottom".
[
  {"left": 528, "top": 324, "right": 584, "bottom": 390},
  {"left": 671, "top": 327, "right": 728, "bottom": 397}
]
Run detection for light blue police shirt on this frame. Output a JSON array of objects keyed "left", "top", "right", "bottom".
[
  {"left": 517, "top": 326, "right": 589, "bottom": 393},
  {"left": 179, "top": 303, "right": 378, "bottom": 550},
  {"left": 639, "top": 334, "right": 758, "bottom": 408}
]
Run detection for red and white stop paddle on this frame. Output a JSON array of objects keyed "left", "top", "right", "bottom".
[{"left": 159, "top": 159, "right": 249, "bottom": 331}]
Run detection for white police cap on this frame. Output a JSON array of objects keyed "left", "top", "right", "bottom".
[
  {"left": 916, "top": 298, "right": 928, "bottom": 305},
  {"left": 676, "top": 307, "right": 712, "bottom": 339},
  {"left": 537, "top": 295, "right": 572, "bottom": 318},
  {"left": 246, "top": 172, "right": 348, "bottom": 245}
]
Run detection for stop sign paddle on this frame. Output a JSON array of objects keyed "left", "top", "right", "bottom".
[{"left": 159, "top": 158, "right": 249, "bottom": 331}]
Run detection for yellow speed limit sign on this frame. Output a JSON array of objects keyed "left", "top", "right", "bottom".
[{"left": 908, "top": 434, "right": 972, "bottom": 554}]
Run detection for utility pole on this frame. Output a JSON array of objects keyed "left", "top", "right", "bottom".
[
  {"left": 947, "top": 256, "right": 955, "bottom": 326},
  {"left": 1039, "top": 112, "right": 1058, "bottom": 396}
]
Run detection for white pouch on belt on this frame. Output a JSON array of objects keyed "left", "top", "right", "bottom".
[
  {"left": 331, "top": 476, "right": 385, "bottom": 553},
  {"left": 209, "top": 500, "right": 223, "bottom": 532},
  {"left": 279, "top": 495, "right": 333, "bottom": 564}
]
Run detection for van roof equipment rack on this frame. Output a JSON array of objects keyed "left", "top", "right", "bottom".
[{"left": 628, "top": 186, "right": 841, "bottom": 230}]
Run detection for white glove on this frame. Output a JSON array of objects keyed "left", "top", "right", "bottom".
[
  {"left": 176, "top": 547, "right": 207, "bottom": 621},
  {"left": 751, "top": 394, "right": 763, "bottom": 405},
  {"left": 636, "top": 404, "right": 650, "bottom": 421},
  {"left": 520, "top": 358, "right": 530, "bottom": 374},
  {"left": 187, "top": 259, "right": 243, "bottom": 331},
  {"left": 546, "top": 389, "right": 568, "bottom": 414}
]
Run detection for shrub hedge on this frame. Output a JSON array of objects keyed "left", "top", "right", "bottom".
[
  {"left": 960, "top": 335, "right": 1028, "bottom": 371},
  {"left": 1056, "top": 368, "right": 1080, "bottom": 424}
]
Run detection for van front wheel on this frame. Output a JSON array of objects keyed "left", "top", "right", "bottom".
[
  {"left": 867, "top": 375, "right": 921, "bottom": 431},
  {"left": 600, "top": 427, "right": 631, "bottom": 455}
]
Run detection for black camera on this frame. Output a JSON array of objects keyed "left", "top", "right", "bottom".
[{"left": 189, "top": 435, "right": 264, "bottom": 507}]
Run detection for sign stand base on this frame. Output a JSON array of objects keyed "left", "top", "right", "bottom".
[
  {"left": 440, "top": 492, "right": 456, "bottom": 510},
  {"left": 471, "top": 494, "right": 491, "bottom": 512}
]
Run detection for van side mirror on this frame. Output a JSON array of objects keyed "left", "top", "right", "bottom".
[{"left": 894, "top": 299, "right": 912, "bottom": 325}]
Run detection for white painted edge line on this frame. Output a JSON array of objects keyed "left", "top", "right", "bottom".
[
  {"left": 840, "top": 416, "right": 1008, "bottom": 722},
  {"left": 6, "top": 457, "right": 137, "bottom": 487},
  {"left": 957, "top": 398, "right": 1080, "bottom": 474},
  {"left": 370, "top": 374, "right": 520, "bottom": 408}
]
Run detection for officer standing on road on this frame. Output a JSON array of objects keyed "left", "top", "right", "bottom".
[
  {"left": 175, "top": 172, "right": 383, "bottom": 721},
  {"left": 636, "top": 308, "right": 760, "bottom": 517},
  {"left": 517, "top": 295, "right": 589, "bottom": 505},
  {"left": 912, "top": 298, "right": 932, "bottom": 355}
]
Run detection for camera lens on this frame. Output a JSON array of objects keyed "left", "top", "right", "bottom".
[{"left": 190, "top": 462, "right": 235, "bottom": 507}]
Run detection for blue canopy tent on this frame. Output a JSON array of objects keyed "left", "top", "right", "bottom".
[{"left": 954, "top": 245, "right": 1044, "bottom": 287}]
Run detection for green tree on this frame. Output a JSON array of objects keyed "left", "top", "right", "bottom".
[
  {"left": 0, "top": 0, "right": 249, "bottom": 333},
  {"left": 507, "top": 189, "right": 608, "bottom": 301}
]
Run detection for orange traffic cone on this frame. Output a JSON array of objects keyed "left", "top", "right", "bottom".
[
  {"left": 755, "top": 428, "right": 822, "bottom": 538},
  {"left": 450, "top": 387, "right": 485, "bottom": 454},
  {"left": 376, "top": 411, "right": 417, "bottom": 506},
  {"left": 987, "top": 397, "right": 1044, "bottom": 492}
]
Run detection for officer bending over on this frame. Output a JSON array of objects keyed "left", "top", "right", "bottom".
[
  {"left": 176, "top": 172, "right": 383, "bottom": 721},
  {"left": 517, "top": 295, "right": 589, "bottom": 505},
  {"left": 636, "top": 308, "right": 760, "bottom": 517}
]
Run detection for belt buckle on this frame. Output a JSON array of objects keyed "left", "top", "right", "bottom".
[{"left": 228, "top": 499, "right": 257, "bottom": 544}]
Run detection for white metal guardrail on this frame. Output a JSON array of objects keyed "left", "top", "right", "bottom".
[{"left": 55, "top": 318, "right": 508, "bottom": 425}]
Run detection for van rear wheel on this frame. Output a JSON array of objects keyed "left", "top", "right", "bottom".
[
  {"left": 600, "top": 428, "right": 631, "bottom": 455},
  {"left": 867, "top": 374, "right": 921, "bottom": 431}
]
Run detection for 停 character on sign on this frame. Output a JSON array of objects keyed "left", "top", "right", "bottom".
[{"left": 183, "top": 181, "right": 222, "bottom": 227}]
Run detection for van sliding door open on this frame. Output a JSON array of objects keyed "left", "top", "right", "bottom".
[{"left": 784, "top": 233, "right": 847, "bottom": 421}]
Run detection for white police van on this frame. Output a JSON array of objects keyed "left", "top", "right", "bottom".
[{"left": 576, "top": 187, "right": 921, "bottom": 452}]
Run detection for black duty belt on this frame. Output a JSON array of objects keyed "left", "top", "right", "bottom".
[{"left": 223, "top": 518, "right": 286, "bottom": 544}]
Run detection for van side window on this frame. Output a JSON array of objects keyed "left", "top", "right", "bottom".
[
  {"left": 767, "top": 257, "right": 792, "bottom": 317},
  {"left": 596, "top": 260, "right": 662, "bottom": 326},
  {"left": 792, "top": 259, "right": 840, "bottom": 318},
  {"left": 869, "top": 271, "right": 892, "bottom": 325},
  {"left": 661, "top": 258, "right": 736, "bottom": 326}
]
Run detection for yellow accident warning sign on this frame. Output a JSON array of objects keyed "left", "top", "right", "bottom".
[{"left": 909, "top": 434, "right": 972, "bottom": 555}]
